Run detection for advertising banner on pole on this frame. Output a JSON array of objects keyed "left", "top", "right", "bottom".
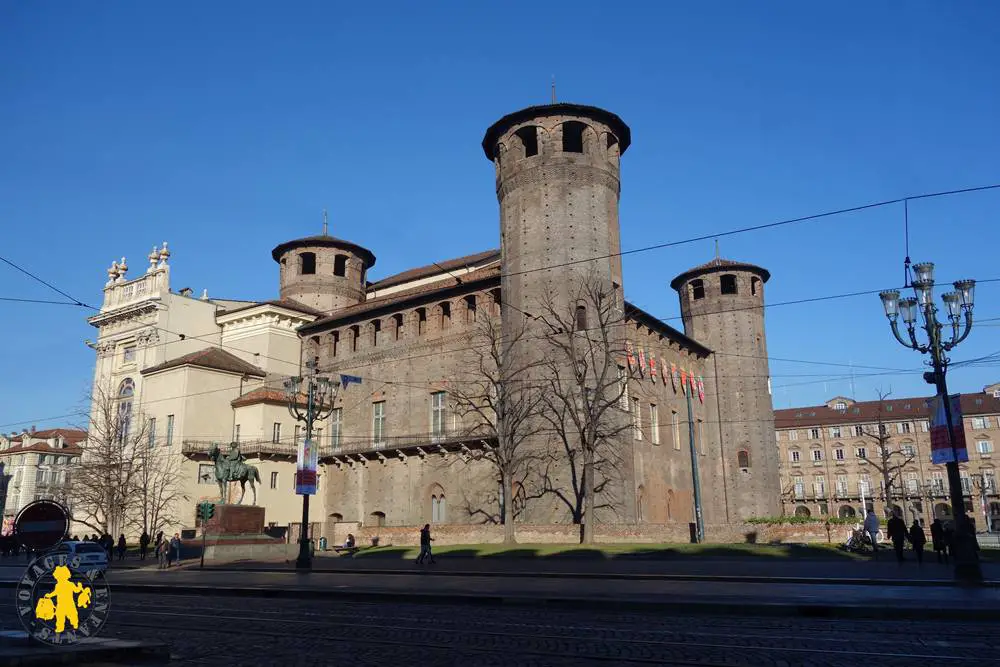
[
  {"left": 295, "top": 437, "right": 318, "bottom": 495},
  {"left": 930, "top": 393, "right": 969, "bottom": 464}
]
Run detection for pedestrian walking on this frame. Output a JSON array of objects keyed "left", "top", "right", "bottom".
[
  {"left": 415, "top": 524, "right": 435, "bottom": 565},
  {"left": 930, "top": 518, "right": 948, "bottom": 563},
  {"left": 170, "top": 533, "right": 181, "bottom": 566},
  {"left": 909, "top": 519, "right": 927, "bottom": 565},
  {"left": 863, "top": 510, "right": 880, "bottom": 559},
  {"left": 156, "top": 539, "right": 168, "bottom": 569},
  {"left": 116, "top": 534, "right": 127, "bottom": 561},
  {"left": 139, "top": 531, "right": 150, "bottom": 561},
  {"left": 887, "top": 511, "right": 907, "bottom": 563}
]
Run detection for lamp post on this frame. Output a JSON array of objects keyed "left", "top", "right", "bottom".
[
  {"left": 283, "top": 361, "right": 339, "bottom": 571},
  {"left": 879, "top": 263, "right": 981, "bottom": 582}
]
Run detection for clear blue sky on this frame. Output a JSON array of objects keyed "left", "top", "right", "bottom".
[{"left": 2, "top": 1, "right": 999, "bottom": 429}]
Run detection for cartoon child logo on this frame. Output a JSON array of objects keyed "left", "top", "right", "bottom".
[{"left": 17, "top": 555, "right": 110, "bottom": 645}]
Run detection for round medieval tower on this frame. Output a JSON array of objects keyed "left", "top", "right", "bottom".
[
  {"left": 271, "top": 234, "right": 376, "bottom": 315},
  {"left": 671, "top": 259, "right": 780, "bottom": 520},
  {"left": 482, "top": 103, "right": 631, "bottom": 326}
]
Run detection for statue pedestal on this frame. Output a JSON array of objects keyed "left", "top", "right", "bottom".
[{"left": 205, "top": 504, "right": 265, "bottom": 535}]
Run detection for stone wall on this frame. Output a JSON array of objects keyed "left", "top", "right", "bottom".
[{"left": 347, "top": 521, "right": 836, "bottom": 547}]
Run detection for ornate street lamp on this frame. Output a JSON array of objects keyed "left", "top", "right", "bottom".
[
  {"left": 283, "top": 361, "right": 339, "bottom": 570},
  {"left": 879, "top": 263, "right": 981, "bottom": 582}
]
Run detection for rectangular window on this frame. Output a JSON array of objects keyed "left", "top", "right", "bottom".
[
  {"left": 854, "top": 425, "right": 865, "bottom": 437},
  {"left": 166, "top": 414, "right": 174, "bottom": 446},
  {"left": 631, "top": 397, "right": 642, "bottom": 440},
  {"left": 859, "top": 475, "right": 872, "bottom": 496},
  {"left": 147, "top": 418, "right": 156, "bottom": 447},
  {"left": 902, "top": 444, "right": 916, "bottom": 458},
  {"left": 830, "top": 426, "right": 842, "bottom": 438},
  {"left": 330, "top": 408, "right": 342, "bottom": 449},
  {"left": 856, "top": 447, "right": 867, "bottom": 459},
  {"left": 961, "top": 475, "right": 971, "bottom": 494},
  {"left": 973, "top": 417, "right": 990, "bottom": 430},
  {"left": 294, "top": 425, "right": 302, "bottom": 445},
  {"left": 431, "top": 391, "right": 447, "bottom": 440},
  {"left": 793, "top": 476, "right": 804, "bottom": 499},
  {"left": 618, "top": 366, "right": 629, "bottom": 409},
  {"left": 788, "top": 430, "right": 798, "bottom": 441},
  {"left": 373, "top": 401, "right": 386, "bottom": 445},
  {"left": 198, "top": 464, "right": 214, "bottom": 485},
  {"left": 649, "top": 404, "right": 659, "bottom": 444},
  {"left": 122, "top": 345, "right": 136, "bottom": 364},
  {"left": 978, "top": 440, "right": 994, "bottom": 455},
  {"left": 272, "top": 423, "right": 281, "bottom": 444},
  {"left": 920, "top": 420, "right": 929, "bottom": 432},
  {"left": 836, "top": 475, "right": 848, "bottom": 496},
  {"left": 814, "top": 476, "right": 826, "bottom": 499},
  {"left": 234, "top": 423, "right": 241, "bottom": 444},
  {"left": 835, "top": 448, "right": 844, "bottom": 461},
  {"left": 270, "top": 471, "right": 278, "bottom": 489},
  {"left": 812, "top": 449, "right": 823, "bottom": 462},
  {"left": 775, "top": 431, "right": 781, "bottom": 443},
  {"left": 672, "top": 411, "right": 680, "bottom": 450},
  {"left": 906, "top": 473, "right": 919, "bottom": 494},
  {"left": 790, "top": 450, "right": 800, "bottom": 463},
  {"left": 810, "top": 428, "right": 820, "bottom": 440},
  {"left": 897, "top": 422, "right": 911, "bottom": 434},
  {"left": 932, "top": 471, "right": 945, "bottom": 492}
]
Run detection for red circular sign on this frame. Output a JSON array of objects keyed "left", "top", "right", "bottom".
[{"left": 14, "top": 501, "right": 69, "bottom": 551}]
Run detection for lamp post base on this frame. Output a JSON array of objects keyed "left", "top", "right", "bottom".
[
  {"left": 952, "top": 532, "right": 983, "bottom": 585},
  {"left": 295, "top": 539, "right": 311, "bottom": 571}
]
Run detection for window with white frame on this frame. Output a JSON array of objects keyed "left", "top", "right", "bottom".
[
  {"left": 859, "top": 475, "right": 872, "bottom": 495},
  {"left": 978, "top": 440, "right": 994, "bottom": 455},
  {"left": 122, "top": 345, "right": 136, "bottom": 364},
  {"left": 984, "top": 470, "right": 996, "bottom": 492},
  {"left": 836, "top": 475, "right": 849, "bottom": 496},
  {"left": 897, "top": 422, "right": 911, "bottom": 434},
  {"left": 649, "top": 404, "right": 659, "bottom": 444},
  {"left": 672, "top": 411, "right": 680, "bottom": 450},
  {"left": 813, "top": 475, "right": 826, "bottom": 498},
  {"left": 147, "top": 418, "right": 156, "bottom": 447},
  {"left": 372, "top": 401, "right": 387, "bottom": 444},
  {"left": 830, "top": 426, "right": 842, "bottom": 438},
  {"left": 834, "top": 402, "right": 847, "bottom": 411},
  {"left": 932, "top": 471, "right": 945, "bottom": 492},
  {"left": 272, "top": 422, "right": 281, "bottom": 444},
  {"left": 793, "top": 476, "right": 804, "bottom": 499},
  {"left": 906, "top": 472, "right": 919, "bottom": 494},
  {"left": 166, "top": 414, "right": 174, "bottom": 447},
  {"left": 775, "top": 431, "right": 781, "bottom": 443},
  {"left": 330, "top": 408, "right": 342, "bottom": 449},
  {"left": 856, "top": 446, "right": 867, "bottom": 459},
  {"left": 233, "top": 423, "right": 240, "bottom": 444},
  {"left": 294, "top": 425, "right": 302, "bottom": 445},
  {"left": 431, "top": 391, "right": 447, "bottom": 440},
  {"left": 790, "top": 450, "right": 800, "bottom": 463},
  {"left": 854, "top": 425, "right": 865, "bottom": 437},
  {"left": 920, "top": 420, "right": 929, "bottom": 432},
  {"left": 902, "top": 444, "right": 916, "bottom": 458},
  {"left": 270, "top": 471, "right": 278, "bottom": 489},
  {"left": 973, "top": 417, "right": 991, "bottom": 430},
  {"left": 834, "top": 447, "right": 844, "bottom": 461},
  {"left": 811, "top": 449, "right": 823, "bottom": 462},
  {"left": 961, "top": 474, "right": 972, "bottom": 494},
  {"left": 788, "top": 430, "right": 798, "bottom": 441},
  {"left": 631, "top": 397, "right": 642, "bottom": 440},
  {"left": 810, "top": 428, "right": 820, "bottom": 440}
]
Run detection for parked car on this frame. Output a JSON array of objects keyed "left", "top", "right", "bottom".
[{"left": 50, "top": 540, "right": 109, "bottom": 573}]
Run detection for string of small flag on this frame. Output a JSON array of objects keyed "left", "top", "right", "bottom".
[{"left": 625, "top": 341, "right": 703, "bottom": 403}]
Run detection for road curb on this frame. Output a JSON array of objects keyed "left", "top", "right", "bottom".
[
  {"left": 188, "top": 564, "right": 1000, "bottom": 588},
  {"left": 0, "top": 638, "right": 168, "bottom": 666},
  {"left": 13, "top": 580, "right": 998, "bottom": 622}
]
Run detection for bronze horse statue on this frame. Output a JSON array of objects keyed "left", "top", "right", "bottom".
[{"left": 208, "top": 443, "right": 261, "bottom": 505}]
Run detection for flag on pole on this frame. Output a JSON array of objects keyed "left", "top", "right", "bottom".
[
  {"left": 649, "top": 354, "right": 657, "bottom": 381},
  {"left": 637, "top": 349, "right": 646, "bottom": 378},
  {"left": 626, "top": 341, "right": 636, "bottom": 371},
  {"left": 697, "top": 376, "right": 705, "bottom": 403},
  {"left": 340, "top": 374, "right": 362, "bottom": 389}
]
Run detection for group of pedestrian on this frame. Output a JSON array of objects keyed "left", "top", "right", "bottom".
[
  {"left": 864, "top": 510, "right": 953, "bottom": 564},
  {"left": 153, "top": 531, "right": 182, "bottom": 569}
]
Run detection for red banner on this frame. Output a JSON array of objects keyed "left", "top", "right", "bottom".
[{"left": 930, "top": 394, "right": 968, "bottom": 464}]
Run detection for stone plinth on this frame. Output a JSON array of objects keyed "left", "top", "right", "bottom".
[{"left": 204, "top": 504, "right": 265, "bottom": 535}]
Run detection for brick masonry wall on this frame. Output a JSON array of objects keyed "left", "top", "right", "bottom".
[{"left": 350, "top": 521, "right": 835, "bottom": 547}]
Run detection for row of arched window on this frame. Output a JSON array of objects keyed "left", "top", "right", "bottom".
[
  {"left": 689, "top": 274, "right": 761, "bottom": 300},
  {"left": 496, "top": 122, "right": 620, "bottom": 163},
  {"left": 281, "top": 252, "right": 351, "bottom": 278}
]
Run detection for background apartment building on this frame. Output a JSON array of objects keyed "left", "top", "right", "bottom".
[
  {"left": 775, "top": 383, "right": 1000, "bottom": 530},
  {"left": 0, "top": 427, "right": 85, "bottom": 532}
]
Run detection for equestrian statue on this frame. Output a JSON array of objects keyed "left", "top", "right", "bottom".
[{"left": 208, "top": 442, "right": 261, "bottom": 505}]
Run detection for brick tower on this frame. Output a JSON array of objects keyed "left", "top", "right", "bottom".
[
  {"left": 671, "top": 258, "right": 780, "bottom": 520},
  {"left": 271, "top": 233, "right": 376, "bottom": 315}
]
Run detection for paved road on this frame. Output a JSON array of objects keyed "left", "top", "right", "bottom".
[{"left": 7, "top": 591, "right": 995, "bottom": 666}]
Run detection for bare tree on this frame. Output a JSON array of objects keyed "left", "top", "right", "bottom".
[
  {"left": 860, "top": 390, "right": 916, "bottom": 517},
  {"left": 535, "top": 276, "right": 633, "bottom": 544},
  {"left": 71, "top": 384, "right": 148, "bottom": 537},
  {"left": 450, "top": 308, "right": 545, "bottom": 543},
  {"left": 132, "top": 441, "right": 187, "bottom": 538}
]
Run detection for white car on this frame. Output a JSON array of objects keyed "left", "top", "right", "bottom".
[{"left": 49, "top": 541, "right": 109, "bottom": 573}]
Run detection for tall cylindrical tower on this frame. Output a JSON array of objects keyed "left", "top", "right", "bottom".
[
  {"left": 482, "top": 103, "right": 631, "bottom": 320},
  {"left": 271, "top": 234, "right": 376, "bottom": 315},
  {"left": 671, "top": 258, "right": 780, "bottom": 520}
]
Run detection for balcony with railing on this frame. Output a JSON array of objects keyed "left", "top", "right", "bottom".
[{"left": 182, "top": 439, "right": 299, "bottom": 459}]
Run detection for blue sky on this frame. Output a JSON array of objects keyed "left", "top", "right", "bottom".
[{"left": 1, "top": 1, "right": 999, "bottom": 429}]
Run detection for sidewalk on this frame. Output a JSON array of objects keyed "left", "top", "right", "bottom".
[{"left": 190, "top": 551, "right": 1000, "bottom": 586}]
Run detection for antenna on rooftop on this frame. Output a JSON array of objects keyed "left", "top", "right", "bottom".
[
  {"left": 714, "top": 238, "right": 720, "bottom": 260},
  {"left": 551, "top": 76, "right": 556, "bottom": 103},
  {"left": 322, "top": 209, "right": 329, "bottom": 236}
]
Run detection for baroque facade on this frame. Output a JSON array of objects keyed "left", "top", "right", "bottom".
[
  {"left": 774, "top": 383, "right": 1000, "bottom": 531},
  {"left": 82, "top": 101, "right": 782, "bottom": 542},
  {"left": 0, "top": 427, "right": 84, "bottom": 532}
]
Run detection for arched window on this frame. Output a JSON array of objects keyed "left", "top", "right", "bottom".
[
  {"left": 690, "top": 279, "right": 705, "bottom": 300},
  {"left": 794, "top": 505, "right": 811, "bottom": 518},
  {"left": 117, "top": 378, "right": 134, "bottom": 444},
  {"left": 751, "top": 277, "right": 761, "bottom": 296},
  {"left": 369, "top": 511, "right": 385, "bottom": 527},
  {"left": 838, "top": 505, "right": 856, "bottom": 519},
  {"left": 431, "top": 494, "right": 447, "bottom": 523},
  {"left": 737, "top": 450, "right": 751, "bottom": 469},
  {"left": 575, "top": 305, "right": 588, "bottom": 331},
  {"left": 350, "top": 325, "right": 360, "bottom": 352},
  {"left": 330, "top": 513, "right": 343, "bottom": 522},
  {"left": 514, "top": 126, "right": 538, "bottom": 157},
  {"left": 562, "top": 121, "right": 585, "bottom": 153},
  {"left": 416, "top": 308, "right": 427, "bottom": 335},
  {"left": 333, "top": 254, "right": 348, "bottom": 277},
  {"left": 439, "top": 302, "right": 451, "bottom": 329},
  {"left": 392, "top": 313, "right": 404, "bottom": 340},
  {"left": 300, "top": 252, "right": 316, "bottom": 275},
  {"left": 720, "top": 274, "right": 737, "bottom": 295},
  {"left": 370, "top": 320, "right": 381, "bottom": 347}
]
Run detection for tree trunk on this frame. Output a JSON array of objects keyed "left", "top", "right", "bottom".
[
  {"left": 582, "top": 454, "right": 596, "bottom": 544},
  {"left": 502, "top": 474, "right": 516, "bottom": 544}
]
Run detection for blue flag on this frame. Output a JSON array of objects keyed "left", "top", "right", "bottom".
[{"left": 340, "top": 374, "right": 362, "bottom": 389}]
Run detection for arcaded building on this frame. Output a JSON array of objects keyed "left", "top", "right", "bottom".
[{"left": 295, "top": 102, "right": 782, "bottom": 542}]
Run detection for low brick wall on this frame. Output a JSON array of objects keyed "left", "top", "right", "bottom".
[{"left": 352, "top": 521, "right": 836, "bottom": 547}]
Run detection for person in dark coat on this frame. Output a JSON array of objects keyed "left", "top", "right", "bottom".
[
  {"left": 930, "top": 518, "right": 947, "bottom": 563},
  {"left": 139, "top": 531, "right": 150, "bottom": 561},
  {"left": 886, "top": 511, "right": 908, "bottom": 563},
  {"left": 909, "top": 520, "right": 927, "bottom": 565},
  {"left": 415, "top": 524, "right": 435, "bottom": 565},
  {"left": 116, "top": 534, "right": 127, "bottom": 561}
]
